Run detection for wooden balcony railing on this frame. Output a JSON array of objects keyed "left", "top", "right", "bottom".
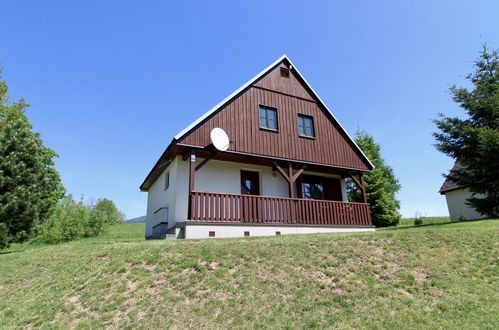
[{"left": 189, "top": 191, "right": 372, "bottom": 226}]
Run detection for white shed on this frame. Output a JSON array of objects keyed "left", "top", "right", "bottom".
[{"left": 439, "top": 162, "right": 486, "bottom": 222}]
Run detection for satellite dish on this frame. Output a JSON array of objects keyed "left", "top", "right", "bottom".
[{"left": 210, "top": 128, "right": 230, "bottom": 151}]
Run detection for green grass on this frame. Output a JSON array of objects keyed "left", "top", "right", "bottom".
[
  {"left": 1, "top": 220, "right": 497, "bottom": 329},
  {"left": 397, "top": 216, "right": 451, "bottom": 227}
]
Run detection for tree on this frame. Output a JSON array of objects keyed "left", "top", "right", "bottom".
[
  {"left": 348, "top": 130, "right": 401, "bottom": 227},
  {"left": 35, "top": 195, "right": 107, "bottom": 244},
  {"left": 0, "top": 67, "right": 64, "bottom": 248},
  {"left": 433, "top": 45, "right": 499, "bottom": 218},
  {"left": 93, "top": 198, "right": 125, "bottom": 223}
]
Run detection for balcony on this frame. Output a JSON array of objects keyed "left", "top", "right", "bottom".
[{"left": 189, "top": 191, "right": 373, "bottom": 227}]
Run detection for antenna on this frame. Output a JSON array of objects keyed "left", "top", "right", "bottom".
[{"left": 210, "top": 128, "right": 230, "bottom": 151}]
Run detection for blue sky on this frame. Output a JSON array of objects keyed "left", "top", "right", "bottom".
[{"left": 1, "top": 1, "right": 498, "bottom": 219}]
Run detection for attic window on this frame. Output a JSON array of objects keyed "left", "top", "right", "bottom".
[{"left": 280, "top": 67, "right": 290, "bottom": 78}]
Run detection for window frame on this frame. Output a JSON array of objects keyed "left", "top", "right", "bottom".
[
  {"left": 301, "top": 175, "right": 326, "bottom": 200},
  {"left": 259, "top": 105, "right": 279, "bottom": 132},
  {"left": 297, "top": 114, "right": 315, "bottom": 138},
  {"left": 164, "top": 171, "right": 170, "bottom": 191}
]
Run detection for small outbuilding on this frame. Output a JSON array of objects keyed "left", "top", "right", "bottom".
[{"left": 439, "top": 162, "right": 486, "bottom": 222}]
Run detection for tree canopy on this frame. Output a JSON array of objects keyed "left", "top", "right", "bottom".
[
  {"left": 93, "top": 198, "right": 125, "bottom": 223},
  {"left": 0, "top": 67, "right": 64, "bottom": 248},
  {"left": 348, "top": 131, "right": 401, "bottom": 227},
  {"left": 433, "top": 45, "right": 499, "bottom": 218}
]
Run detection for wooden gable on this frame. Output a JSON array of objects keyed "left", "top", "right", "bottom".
[{"left": 177, "top": 60, "right": 372, "bottom": 171}]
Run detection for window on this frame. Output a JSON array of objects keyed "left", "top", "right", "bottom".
[
  {"left": 209, "top": 231, "right": 216, "bottom": 237},
  {"left": 164, "top": 172, "right": 170, "bottom": 190},
  {"left": 240, "top": 170, "right": 260, "bottom": 195},
  {"left": 275, "top": 231, "right": 281, "bottom": 236},
  {"left": 259, "top": 105, "right": 278, "bottom": 130},
  {"left": 301, "top": 176, "right": 325, "bottom": 200},
  {"left": 298, "top": 114, "right": 315, "bottom": 137},
  {"left": 244, "top": 231, "right": 250, "bottom": 237},
  {"left": 280, "top": 67, "right": 290, "bottom": 78}
]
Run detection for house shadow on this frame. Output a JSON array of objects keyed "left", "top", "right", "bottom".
[
  {"left": 381, "top": 218, "right": 493, "bottom": 231},
  {"left": 0, "top": 249, "right": 24, "bottom": 255}
]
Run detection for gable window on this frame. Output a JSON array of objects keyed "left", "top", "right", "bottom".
[
  {"left": 280, "top": 67, "right": 290, "bottom": 78},
  {"left": 259, "top": 105, "right": 278, "bottom": 131},
  {"left": 298, "top": 114, "right": 315, "bottom": 138},
  {"left": 164, "top": 172, "right": 170, "bottom": 191}
]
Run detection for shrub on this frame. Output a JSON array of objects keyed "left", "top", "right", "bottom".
[
  {"left": 458, "top": 212, "right": 470, "bottom": 222},
  {"left": 414, "top": 211, "right": 423, "bottom": 225},
  {"left": 93, "top": 198, "right": 125, "bottom": 223},
  {"left": 34, "top": 195, "right": 107, "bottom": 244}
]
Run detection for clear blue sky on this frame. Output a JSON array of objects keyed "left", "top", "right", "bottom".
[{"left": 1, "top": 1, "right": 498, "bottom": 219}]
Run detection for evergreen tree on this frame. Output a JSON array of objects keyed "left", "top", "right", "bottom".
[
  {"left": 433, "top": 45, "right": 499, "bottom": 217},
  {"left": 348, "top": 131, "right": 401, "bottom": 227},
  {"left": 0, "top": 68, "right": 64, "bottom": 248}
]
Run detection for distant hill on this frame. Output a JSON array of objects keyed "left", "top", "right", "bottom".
[{"left": 125, "top": 216, "right": 146, "bottom": 224}]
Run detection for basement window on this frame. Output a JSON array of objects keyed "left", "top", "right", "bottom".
[
  {"left": 275, "top": 231, "right": 281, "bottom": 236},
  {"left": 259, "top": 105, "right": 278, "bottom": 131},
  {"left": 280, "top": 67, "right": 290, "bottom": 78},
  {"left": 209, "top": 231, "right": 215, "bottom": 238},
  {"left": 244, "top": 231, "right": 250, "bottom": 237}
]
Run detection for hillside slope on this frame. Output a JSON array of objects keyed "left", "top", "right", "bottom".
[{"left": 0, "top": 220, "right": 497, "bottom": 329}]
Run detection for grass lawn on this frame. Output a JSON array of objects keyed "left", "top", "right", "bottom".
[
  {"left": 0, "top": 220, "right": 497, "bottom": 329},
  {"left": 396, "top": 216, "right": 451, "bottom": 227}
]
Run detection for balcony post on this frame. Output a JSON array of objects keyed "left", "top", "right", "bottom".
[
  {"left": 360, "top": 174, "right": 367, "bottom": 204},
  {"left": 187, "top": 150, "right": 196, "bottom": 219},
  {"left": 288, "top": 163, "right": 295, "bottom": 198}
]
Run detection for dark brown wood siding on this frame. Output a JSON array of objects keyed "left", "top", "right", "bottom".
[
  {"left": 179, "top": 85, "right": 370, "bottom": 171},
  {"left": 254, "top": 63, "right": 315, "bottom": 101}
]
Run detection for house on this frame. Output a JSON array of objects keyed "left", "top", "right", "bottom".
[
  {"left": 140, "top": 55, "right": 375, "bottom": 239},
  {"left": 439, "top": 162, "right": 486, "bottom": 222}
]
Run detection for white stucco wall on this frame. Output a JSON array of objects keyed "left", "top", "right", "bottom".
[
  {"left": 146, "top": 157, "right": 350, "bottom": 234},
  {"left": 444, "top": 188, "right": 486, "bottom": 222},
  {"left": 173, "top": 157, "right": 290, "bottom": 222},
  {"left": 184, "top": 224, "right": 374, "bottom": 239},
  {"left": 145, "top": 158, "right": 178, "bottom": 237}
]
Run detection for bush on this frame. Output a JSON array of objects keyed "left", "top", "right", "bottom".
[
  {"left": 34, "top": 195, "right": 107, "bottom": 244},
  {"left": 93, "top": 198, "right": 125, "bottom": 223},
  {"left": 414, "top": 211, "right": 423, "bottom": 225},
  {"left": 458, "top": 212, "right": 470, "bottom": 222}
]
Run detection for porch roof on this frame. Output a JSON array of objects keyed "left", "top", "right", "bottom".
[{"left": 139, "top": 142, "right": 368, "bottom": 191}]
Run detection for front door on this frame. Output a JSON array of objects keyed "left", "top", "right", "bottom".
[
  {"left": 240, "top": 170, "right": 260, "bottom": 221},
  {"left": 240, "top": 170, "right": 260, "bottom": 195}
]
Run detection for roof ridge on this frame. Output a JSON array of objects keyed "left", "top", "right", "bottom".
[{"left": 173, "top": 55, "right": 374, "bottom": 169}]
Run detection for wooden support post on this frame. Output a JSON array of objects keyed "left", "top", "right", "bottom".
[
  {"left": 360, "top": 174, "right": 367, "bottom": 204},
  {"left": 348, "top": 171, "right": 367, "bottom": 204},
  {"left": 288, "top": 163, "right": 295, "bottom": 198},
  {"left": 187, "top": 150, "right": 196, "bottom": 219},
  {"left": 195, "top": 150, "right": 218, "bottom": 172},
  {"left": 272, "top": 162, "right": 307, "bottom": 199}
]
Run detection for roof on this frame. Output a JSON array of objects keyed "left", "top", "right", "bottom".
[
  {"left": 173, "top": 55, "right": 374, "bottom": 169},
  {"left": 439, "top": 162, "right": 465, "bottom": 194},
  {"left": 140, "top": 55, "right": 374, "bottom": 191}
]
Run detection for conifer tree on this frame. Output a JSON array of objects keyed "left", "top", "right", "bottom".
[
  {"left": 348, "top": 131, "right": 401, "bottom": 227},
  {"left": 433, "top": 45, "right": 499, "bottom": 217}
]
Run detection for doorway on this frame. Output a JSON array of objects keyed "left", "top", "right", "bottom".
[{"left": 240, "top": 170, "right": 260, "bottom": 195}]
